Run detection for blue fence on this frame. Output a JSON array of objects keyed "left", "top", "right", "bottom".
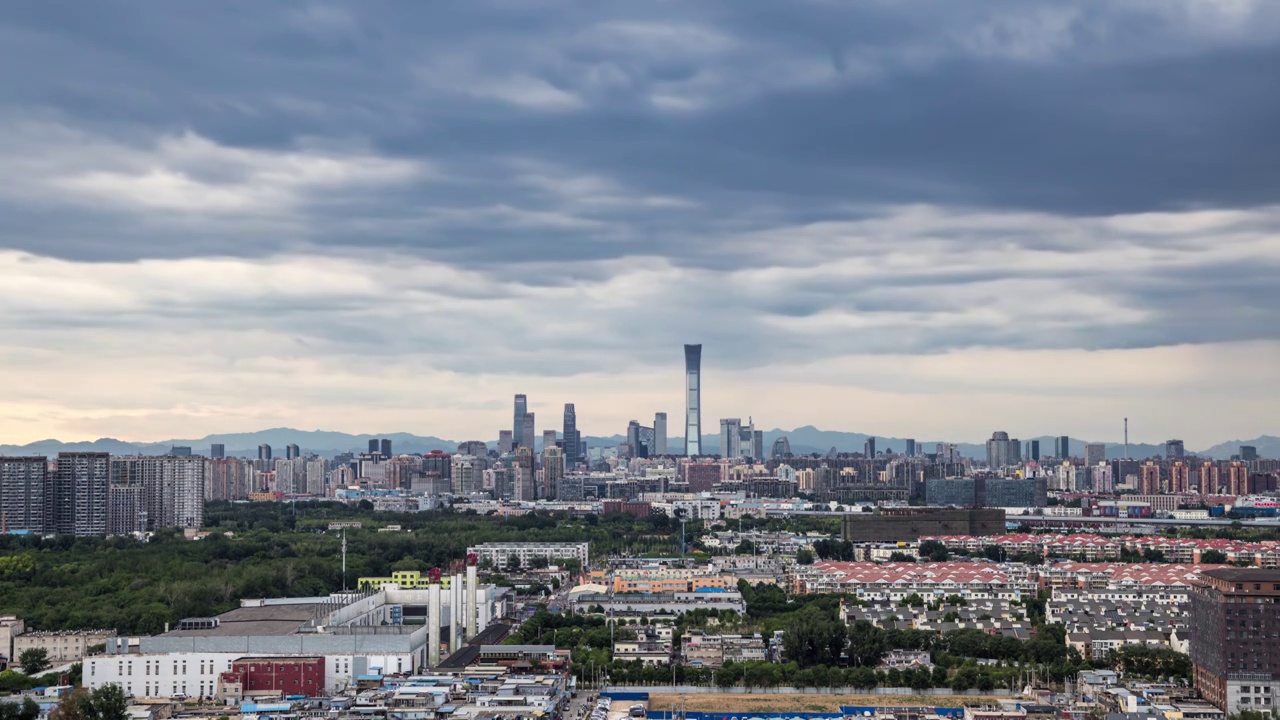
[
  {"left": 604, "top": 692, "right": 652, "bottom": 702},
  {"left": 644, "top": 708, "right": 964, "bottom": 720},
  {"left": 645, "top": 707, "right": 844, "bottom": 712},
  {"left": 842, "top": 708, "right": 964, "bottom": 719}
]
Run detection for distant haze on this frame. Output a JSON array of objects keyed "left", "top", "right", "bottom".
[{"left": 4, "top": 427, "right": 1276, "bottom": 462}]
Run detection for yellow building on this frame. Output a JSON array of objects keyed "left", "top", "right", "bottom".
[{"left": 357, "top": 571, "right": 458, "bottom": 590}]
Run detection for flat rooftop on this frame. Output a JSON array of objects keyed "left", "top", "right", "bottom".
[
  {"left": 159, "top": 604, "right": 324, "bottom": 637},
  {"left": 1200, "top": 568, "right": 1280, "bottom": 582}
]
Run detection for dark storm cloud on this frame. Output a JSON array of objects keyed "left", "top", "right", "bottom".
[{"left": 0, "top": 0, "right": 1278, "bottom": 374}]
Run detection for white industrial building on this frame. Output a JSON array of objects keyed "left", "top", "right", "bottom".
[{"left": 85, "top": 572, "right": 510, "bottom": 700}]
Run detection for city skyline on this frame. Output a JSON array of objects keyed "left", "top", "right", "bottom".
[{"left": 0, "top": 2, "right": 1278, "bottom": 446}]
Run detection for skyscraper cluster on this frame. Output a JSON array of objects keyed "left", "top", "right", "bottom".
[{"left": 719, "top": 417, "right": 764, "bottom": 460}]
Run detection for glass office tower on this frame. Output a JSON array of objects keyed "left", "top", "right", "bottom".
[{"left": 684, "top": 344, "right": 702, "bottom": 456}]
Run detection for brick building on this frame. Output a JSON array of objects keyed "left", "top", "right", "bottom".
[
  {"left": 1190, "top": 568, "right": 1280, "bottom": 713},
  {"left": 602, "top": 500, "right": 652, "bottom": 518},
  {"left": 221, "top": 657, "right": 325, "bottom": 699}
]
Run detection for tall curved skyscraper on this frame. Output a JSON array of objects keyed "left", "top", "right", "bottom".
[{"left": 684, "top": 344, "right": 702, "bottom": 456}]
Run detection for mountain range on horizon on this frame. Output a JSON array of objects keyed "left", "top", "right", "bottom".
[{"left": 2, "top": 426, "right": 1275, "bottom": 462}]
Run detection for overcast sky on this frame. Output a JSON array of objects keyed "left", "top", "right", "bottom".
[{"left": 1, "top": 0, "right": 1278, "bottom": 447}]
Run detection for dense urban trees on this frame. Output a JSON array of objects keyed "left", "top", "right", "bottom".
[{"left": 0, "top": 503, "right": 685, "bottom": 635}]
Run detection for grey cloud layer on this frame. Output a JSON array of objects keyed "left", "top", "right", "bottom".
[{"left": 1, "top": 0, "right": 1279, "bottom": 376}]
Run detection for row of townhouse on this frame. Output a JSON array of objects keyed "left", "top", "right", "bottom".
[
  {"left": 1034, "top": 563, "right": 1210, "bottom": 592},
  {"left": 1050, "top": 586, "right": 1193, "bottom": 606},
  {"left": 1048, "top": 600, "right": 1189, "bottom": 631},
  {"left": 1065, "top": 628, "right": 1182, "bottom": 661},
  {"left": 923, "top": 533, "right": 1280, "bottom": 566},
  {"left": 792, "top": 561, "right": 1039, "bottom": 600},
  {"left": 841, "top": 599, "right": 1025, "bottom": 626}
]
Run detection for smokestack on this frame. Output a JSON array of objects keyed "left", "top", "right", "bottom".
[
  {"left": 452, "top": 573, "right": 464, "bottom": 651},
  {"left": 1124, "top": 418, "right": 1129, "bottom": 460},
  {"left": 428, "top": 579, "right": 442, "bottom": 668},
  {"left": 467, "top": 562, "right": 478, "bottom": 642}
]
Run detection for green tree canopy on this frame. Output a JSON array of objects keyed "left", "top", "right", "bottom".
[{"left": 19, "top": 649, "right": 49, "bottom": 676}]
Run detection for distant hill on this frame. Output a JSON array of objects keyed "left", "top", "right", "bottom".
[
  {"left": 1199, "top": 435, "right": 1280, "bottom": 461},
  {"left": 0, "top": 427, "right": 1272, "bottom": 461}
]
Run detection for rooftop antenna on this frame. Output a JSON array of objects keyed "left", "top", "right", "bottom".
[
  {"left": 341, "top": 528, "right": 348, "bottom": 592},
  {"left": 1124, "top": 418, "right": 1129, "bottom": 460}
]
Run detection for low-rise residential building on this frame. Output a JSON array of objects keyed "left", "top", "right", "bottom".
[
  {"left": 570, "top": 591, "right": 745, "bottom": 618},
  {"left": 468, "top": 542, "right": 590, "bottom": 568},
  {"left": 612, "top": 629, "right": 671, "bottom": 666},
  {"left": 879, "top": 649, "right": 934, "bottom": 670},
  {"left": 0, "top": 615, "right": 24, "bottom": 663},
  {"left": 924, "top": 533, "right": 1280, "bottom": 567},
  {"left": 793, "top": 561, "right": 1037, "bottom": 600},
  {"left": 1066, "top": 629, "right": 1173, "bottom": 661},
  {"left": 681, "top": 632, "right": 724, "bottom": 668},
  {"left": 15, "top": 629, "right": 115, "bottom": 664},
  {"left": 609, "top": 565, "right": 734, "bottom": 594},
  {"left": 722, "top": 634, "right": 767, "bottom": 664},
  {"left": 678, "top": 632, "right": 765, "bottom": 667}
]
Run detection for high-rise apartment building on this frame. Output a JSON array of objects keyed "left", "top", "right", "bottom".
[
  {"left": 1200, "top": 461, "right": 1221, "bottom": 494},
  {"left": 513, "top": 394, "right": 528, "bottom": 448},
  {"left": 0, "top": 457, "right": 47, "bottom": 533},
  {"left": 1170, "top": 461, "right": 1190, "bottom": 494},
  {"left": 305, "top": 458, "right": 328, "bottom": 496},
  {"left": 1228, "top": 461, "right": 1249, "bottom": 495},
  {"left": 457, "top": 441, "right": 488, "bottom": 458},
  {"left": 206, "top": 457, "right": 249, "bottom": 501},
  {"left": 106, "top": 481, "right": 144, "bottom": 536},
  {"left": 1084, "top": 443, "right": 1107, "bottom": 468},
  {"left": 51, "top": 452, "right": 109, "bottom": 537},
  {"left": 1055, "top": 436, "right": 1071, "bottom": 459},
  {"left": 514, "top": 447, "right": 535, "bottom": 501},
  {"left": 286, "top": 443, "right": 300, "bottom": 460},
  {"left": 258, "top": 444, "right": 272, "bottom": 461},
  {"left": 653, "top": 413, "right": 667, "bottom": 456},
  {"left": 1190, "top": 568, "right": 1280, "bottom": 712},
  {"left": 209, "top": 444, "right": 225, "bottom": 459},
  {"left": 111, "top": 455, "right": 207, "bottom": 531},
  {"left": 985, "top": 432, "right": 1021, "bottom": 469},
  {"left": 452, "top": 455, "right": 479, "bottom": 495},
  {"left": 1166, "top": 439, "right": 1186, "bottom": 458},
  {"left": 521, "top": 413, "right": 536, "bottom": 450},
  {"left": 684, "top": 344, "right": 702, "bottom": 456},
  {"left": 1139, "top": 462, "right": 1161, "bottom": 494}
]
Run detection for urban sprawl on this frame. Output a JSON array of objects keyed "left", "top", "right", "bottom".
[{"left": 1, "top": 345, "right": 1278, "bottom": 720}]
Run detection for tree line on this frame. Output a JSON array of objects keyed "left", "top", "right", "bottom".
[{"left": 0, "top": 503, "right": 686, "bottom": 635}]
